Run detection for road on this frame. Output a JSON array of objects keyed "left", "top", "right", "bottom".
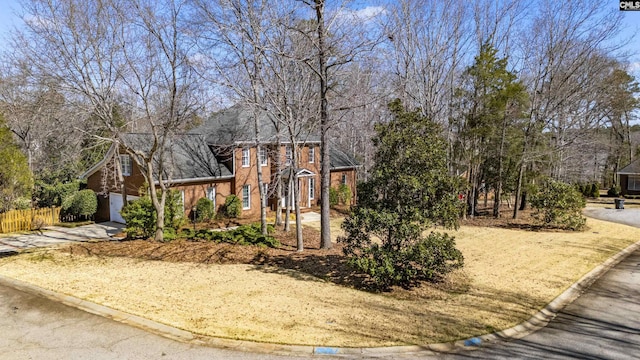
[
  {"left": 0, "top": 281, "right": 304, "bottom": 360},
  {"left": 1, "top": 209, "right": 639, "bottom": 359}
]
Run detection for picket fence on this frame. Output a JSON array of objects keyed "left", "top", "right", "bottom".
[{"left": 0, "top": 207, "right": 61, "bottom": 233}]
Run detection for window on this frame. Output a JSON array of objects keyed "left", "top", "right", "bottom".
[
  {"left": 259, "top": 147, "right": 268, "bottom": 166},
  {"left": 285, "top": 145, "right": 292, "bottom": 165},
  {"left": 629, "top": 176, "right": 640, "bottom": 191},
  {"left": 241, "top": 148, "right": 250, "bottom": 167},
  {"left": 342, "top": 173, "right": 347, "bottom": 185},
  {"left": 309, "top": 178, "right": 315, "bottom": 200},
  {"left": 308, "top": 146, "right": 315, "bottom": 163},
  {"left": 242, "top": 185, "right": 251, "bottom": 209},
  {"left": 120, "top": 155, "right": 132, "bottom": 176},
  {"left": 207, "top": 187, "right": 216, "bottom": 209}
]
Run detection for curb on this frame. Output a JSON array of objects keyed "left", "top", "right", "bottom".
[{"left": 1, "top": 237, "right": 639, "bottom": 357}]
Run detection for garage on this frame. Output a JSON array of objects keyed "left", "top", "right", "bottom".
[{"left": 109, "top": 193, "right": 139, "bottom": 224}]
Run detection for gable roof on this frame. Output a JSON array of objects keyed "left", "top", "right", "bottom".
[
  {"left": 189, "top": 104, "right": 320, "bottom": 145},
  {"left": 618, "top": 158, "right": 640, "bottom": 175},
  {"left": 81, "top": 134, "right": 233, "bottom": 182},
  {"left": 120, "top": 133, "right": 233, "bottom": 181}
]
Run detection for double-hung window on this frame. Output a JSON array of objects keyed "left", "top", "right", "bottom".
[
  {"left": 309, "top": 178, "right": 315, "bottom": 200},
  {"left": 285, "top": 145, "right": 292, "bottom": 165},
  {"left": 241, "top": 148, "right": 250, "bottom": 167},
  {"left": 259, "top": 147, "right": 268, "bottom": 166},
  {"left": 309, "top": 146, "right": 315, "bottom": 163},
  {"left": 341, "top": 173, "right": 347, "bottom": 185},
  {"left": 242, "top": 185, "right": 251, "bottom": 209},
  {"left": 120, "top": 155, "right": 132, "bottom": 176}
]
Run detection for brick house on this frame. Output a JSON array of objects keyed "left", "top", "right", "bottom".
[
  {"left": 82, "top": 105, "right": 359, "bottom": 223},
  {"left": 617, "top": 158, "right": 640, "bottom": 196}
]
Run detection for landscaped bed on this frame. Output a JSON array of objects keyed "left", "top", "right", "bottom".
[{"left": 0, "top": 211, "right": 638, "bottom": 347}]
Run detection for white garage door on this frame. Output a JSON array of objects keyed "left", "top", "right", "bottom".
[{"left": 109, "top": 193, "right": 139, "bottom": 224}]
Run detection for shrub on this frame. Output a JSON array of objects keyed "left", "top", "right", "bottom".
[
  {"left": 120, "top": 197, "right": 156, "bottom": 239},
  {"left": 178, "top": 223, "right": 279, "bottom": 248},
  {"left": 338, "top": 184, "right": 352, "bottom": 205},
  {"left": 223, "top": 194, "right": 241, "bottom": 218},
  {"left": 530, "top": 178, "right": 586, "bottom": 230},
  {"left": 590, "top": 183, "right": 599, "bottom": 198},
  {"left": 341, "top": 208, "right": 463, "bottom": 290},
  {"left": 329, "top": 187, "right": 339, "bottom": 206},
  {"left": 36, "top": 181, "right": 80, "bottom": 208},
  {"left": 339, "top": 100, "right": 464, "bottom": 290},
  {"left": 195, "top": 197, "right": 215, "bottom": 222},
  {"left": 70, "top": 190, "right": 97, "bottom": 218},
  {"left": 162, "top": 228, "right": 178, "bottom": 242},
  {"left": 13, "top": 197, "right": 32, "bottom": 210},
  {"left": 607, "top": 186, "right": 621, "bottom": 197},
  {"left": 164, "top": 190, "right": 185, "bottom": 229}
]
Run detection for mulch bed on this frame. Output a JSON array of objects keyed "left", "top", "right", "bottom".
[
  {"left": 65, "top": 225, "right": 374, "bottom": 290},
  {"left": 62, "top": 206, "right": 557, "bottom": 291}
]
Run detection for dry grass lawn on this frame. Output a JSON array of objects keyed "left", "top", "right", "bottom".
[{"left": 0, "top": 217, "right": 638, "bottom": 347}]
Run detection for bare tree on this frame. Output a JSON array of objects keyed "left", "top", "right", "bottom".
[
  {"left": 512, "top": 0, "right": 625, "bottom": 218},
  {"left": 12, "top": 0, "right": 201, "bottom": 240}
]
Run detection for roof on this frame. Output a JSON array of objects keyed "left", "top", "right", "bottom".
[
  {"left": 618, "top": 158, "right": 640, "bottom": 175},
  {"left": 120, "top": 133, "right": 233, "bottom": 181},
  {"left": 330, "top": 146, "right": 360, "bottom": 170},
  {"left": 189, "top": 104, "right": 320, "bottom": 145}
]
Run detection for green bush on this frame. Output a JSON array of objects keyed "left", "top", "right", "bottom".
[
  {"left": 36, "top": 181, "right": 80, "bottom": 208},
  {"left": 120, "top": 196, "right": 156, "bottom": 239},
  {"left": 164, "top": 190, "right": 185, "bottom": 229},
  {"left": 329, "top": 187, "right": 339, "bottom": 206},
  {"left": 590, "top": 183, "right": 599, "bottom": 198},
  {"left": 13, "top": 197, "right": 32, "bottom": 210},
  {"left": 341, "top": 207, "right": 463, "bottom": 290},
  {"left": 607, "top": 186, "right": 621, "bottom": 197},
  {"left": 162, "top": 228, "right": 178, "bottom": 242},
  {"left": 351, "top": 232, "right": 463, "bottom": 289},
  {"left": 339, "top": 100, "right": 464, "bottom": 291},
  {"left": 178, "top": 223, "right": 279, "bottom": 247},
  {"left": 338, "top": 184, "right": 352, "bottom": 205},
  {"left": 195, "top": 197, "right": 215, "bottom": 222},
  {"left": 223, "top": 194, "right": 241, "bottom": 218},
  {"left": 530, "top": 178, "right": 586, "bottom": 230},
  {"left": 63, "top": 189, "right": 97, "bottom": 218}
]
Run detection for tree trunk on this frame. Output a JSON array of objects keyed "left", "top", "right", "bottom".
[
  {"left": 275, "top": 139, "right": 283, "bottom": 226},
  {"left": 316, "top": 0, "right": 332, "bottom": 250},
  {"left": 293, "top": 176, "right": 303, "bottom": 252},
  {"left": 513, "top": 159, "right": 524, "bottom": 219},
  {"left": 494, "top": 115, "right": 507, "bottom": 218},
  {"left": 284, "top": 174, "right": 292, "bottom": 232}
]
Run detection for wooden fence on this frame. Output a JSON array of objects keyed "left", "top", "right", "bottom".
[{"left": 0, "top": 207, "right": 61, "bottom": 234}]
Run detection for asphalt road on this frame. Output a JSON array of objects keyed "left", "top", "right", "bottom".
[
  {"left": 1, "top": 209, "right": 639, "bottom": 359},
  {"left": 0, "top": 281, "right": 304, "bottom": 360}
]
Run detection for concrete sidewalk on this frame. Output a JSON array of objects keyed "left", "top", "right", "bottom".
[{"left": 0, "top": 222, "right": 124, "bottom": 255}]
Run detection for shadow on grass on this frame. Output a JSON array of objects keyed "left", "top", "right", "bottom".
[{"left": 247, "top": 252, "right": 377, "bottom": 291}]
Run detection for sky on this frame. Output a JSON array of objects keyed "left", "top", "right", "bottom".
[{"left": 0, "top": 0, "right": 639, "bottom": 73}]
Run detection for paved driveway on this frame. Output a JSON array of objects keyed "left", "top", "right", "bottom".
[
  {"left": 584, "top": 207, "right": 640, "bottom": 228},
  {"left": 0, "top": 222, "right": 124, "bottom": 256}
]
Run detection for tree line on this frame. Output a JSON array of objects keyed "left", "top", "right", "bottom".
[{"left": 0, "top": 0, "right": 638, "bottom": 242}]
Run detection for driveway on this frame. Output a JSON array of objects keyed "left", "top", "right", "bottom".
[
  {"left": 584, "top": 206, "right": 640, "bottom": 228},
  {"left": 0, "top": 222, "right": 124, "bottom": 256}
]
